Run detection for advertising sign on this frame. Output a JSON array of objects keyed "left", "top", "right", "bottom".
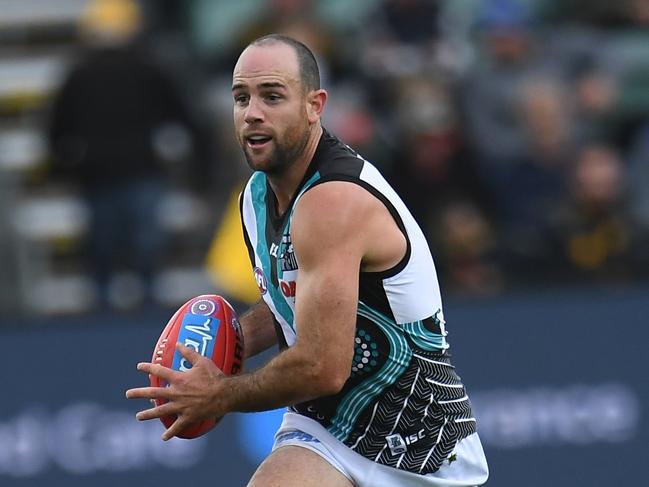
[{"left": 1, "top": 286, "right": 646, "bottom": 486}]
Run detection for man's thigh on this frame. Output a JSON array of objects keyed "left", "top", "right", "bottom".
[{"left": 247, "top": 445, "right": 354, "bottom": 487}]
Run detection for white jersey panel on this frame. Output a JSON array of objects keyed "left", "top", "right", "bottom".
[{"left": 358, "top": 161, "right": 443, "bottom": 324}]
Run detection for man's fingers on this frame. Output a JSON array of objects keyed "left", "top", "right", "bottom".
[
  {"left": 135, "top": 402, "right": 176, "bottom": 422},
  {"left": 177, "top": 342, "right": 203, "bottom": 366},
  {"left": 136, "top": 362, "right": 177, "bottom": 381},
  {"left": 162, "top": 416, "right": 191, "bottom": 441},
  {"left": 125, "top": 386, "right": 170, "bottom": 400}
]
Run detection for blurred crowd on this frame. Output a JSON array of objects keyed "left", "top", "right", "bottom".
[
  {"left": 4, "top": 0, "right": 649, "bottom": 314},
  {"left": 199, "top": 0, "right": 649, "bottom": 296}
]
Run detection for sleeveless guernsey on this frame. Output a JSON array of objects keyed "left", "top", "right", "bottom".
[{"left": 240, "top": 130, "right": 477, "bottom": 474}]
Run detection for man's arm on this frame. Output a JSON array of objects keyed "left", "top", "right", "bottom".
[
  {"left": 238, "top": 299, "right": 278, "bottom": 359},
  {"left": 126, "top": 181, "right": 404, "bottom": 440},
  {"left": 214, "top": 181, "right": 365, "bottom": 411}
]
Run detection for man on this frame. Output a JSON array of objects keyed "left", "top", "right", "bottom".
[{"left": 127, "top": 34, "right": 488, "bottom": 486}]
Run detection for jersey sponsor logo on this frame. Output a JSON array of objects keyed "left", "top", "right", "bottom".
[
  {"left": 278, "top": 233, "right": 298, "bottom": 272},
  {"left": 279, "top": 279, "right": 296, "bottom": 298},
  {"left": 385, "top": 429, "right": 426, "bottom": 455},
  {"left": 269, "top": 242, "right": 279, "bottom": 258},
  {"left": 253, "top": 267, "right": 268, "bottom": 295},
  {"left": 385, "top": 434, "right": 407, "bottom": 455},
  {"left": 275, "top": 430, "right": 321, "bottom": 445}
]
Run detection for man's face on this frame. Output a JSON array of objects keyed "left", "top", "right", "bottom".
[{"left": 232, "top": 43, "right": 311, "bottom": 175}]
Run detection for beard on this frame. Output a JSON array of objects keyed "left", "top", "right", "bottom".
[{"left": 243, "top": 124, "right": 311, "bottom": 177}]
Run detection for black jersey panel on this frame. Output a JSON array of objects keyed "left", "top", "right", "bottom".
[{"left": 238, "top": 191, "right": 256, "bottom": 268}]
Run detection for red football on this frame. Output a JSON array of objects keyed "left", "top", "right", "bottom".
[{"left": 150, "top": 294, "right": 244, "bottom": 439}]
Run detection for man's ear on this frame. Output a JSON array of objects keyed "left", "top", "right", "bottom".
[{"left": 306, "top": 89, "right": 328, "bottom": 123}]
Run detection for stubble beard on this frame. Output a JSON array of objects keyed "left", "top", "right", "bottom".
[{"left": 243, "top": 125, "right": 311, "bottom": 177}]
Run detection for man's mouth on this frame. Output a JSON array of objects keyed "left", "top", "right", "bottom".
[{"left": 246, "top": 135, "right": 272, "bottom": 148}]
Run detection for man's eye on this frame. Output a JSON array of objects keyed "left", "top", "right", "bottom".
[
  {"left": 266, "top": 94, "right": 281, "bottom": 102},
  {"left": 234, "top": 95, "right": 248, "bottom": 104}
]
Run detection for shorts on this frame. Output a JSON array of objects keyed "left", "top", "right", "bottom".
[{"left": 272, "top": 412, "right": 489, "bottom": 487}]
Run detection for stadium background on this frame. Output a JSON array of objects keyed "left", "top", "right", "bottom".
[{"left": 0, "top": 0, "right": 647, "bottom": 485}]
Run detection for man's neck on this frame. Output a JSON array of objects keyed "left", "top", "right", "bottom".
[{"left": 267, "top": 125, "right": 323, "bottom": 215}]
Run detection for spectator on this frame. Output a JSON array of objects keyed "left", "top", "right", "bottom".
[
  {"left": 461, "top": 1, "right": 577, "bottom": 277},
  {"left": 502, "top": 77, "right": 572, "bottom": 265},
  {"left": 547, "top": 142, "right": 637, "bottom": 283},
  {"left": 386, "top": 76, "right": 488, "bottom": 236},
  {"left": 358, "top": 0, "right": 443, "bottom": 79},
  {"left": 433, "top": 199, "right": 504, "bottom": 296},
  {"left": 48, "top": 0, "right": 205, "bottom": 308},
  {"left": 461, "top": 0, "right": 555, "bottom": 174}
]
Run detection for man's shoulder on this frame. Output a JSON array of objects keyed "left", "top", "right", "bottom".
[{"left": 295, "top": 180, "right": 377, "bottom": 226}]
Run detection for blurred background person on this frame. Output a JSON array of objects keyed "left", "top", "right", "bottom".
[
  {"left": 48, "top": 0, "right": 207, "bottom": 309},
  {"left": 358, "top": 0, "right": 443, "bottom": 80},
  {"left": 386, "top": 76, "right": 489, "bottom": 236},
  {"left": 546, "top": 142, "right": 638, "bottom": 283},
  {"left": 460, "top": 0, "right": 580, "bottom": 281},
  {"left": 432, "top": 199, "right": 504, "bottom": 296}
]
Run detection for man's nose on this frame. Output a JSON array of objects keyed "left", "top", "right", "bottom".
[{"left": 244, "top": 97, "right": 264, "bottom": 124}]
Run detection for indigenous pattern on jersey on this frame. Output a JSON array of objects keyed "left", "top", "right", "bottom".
[{"left": 240, "top": 130, "right": 476, "bottom": 474}]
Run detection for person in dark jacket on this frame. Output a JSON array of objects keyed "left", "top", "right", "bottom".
[{"left": 49, "top": 0, "right": 201, "bottom": 307}]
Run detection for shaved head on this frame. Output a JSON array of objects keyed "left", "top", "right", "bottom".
[{"left": 247, "top": 34, "right": 320, "bottom": 93}]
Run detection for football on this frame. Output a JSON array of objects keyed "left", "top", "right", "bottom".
[{"left": 150, "top": 294, "right": 244, "bottom": 438}]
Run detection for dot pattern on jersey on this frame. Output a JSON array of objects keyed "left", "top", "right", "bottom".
[{"left": 352, "top": 329, "right": 380, "bottom": 376}]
